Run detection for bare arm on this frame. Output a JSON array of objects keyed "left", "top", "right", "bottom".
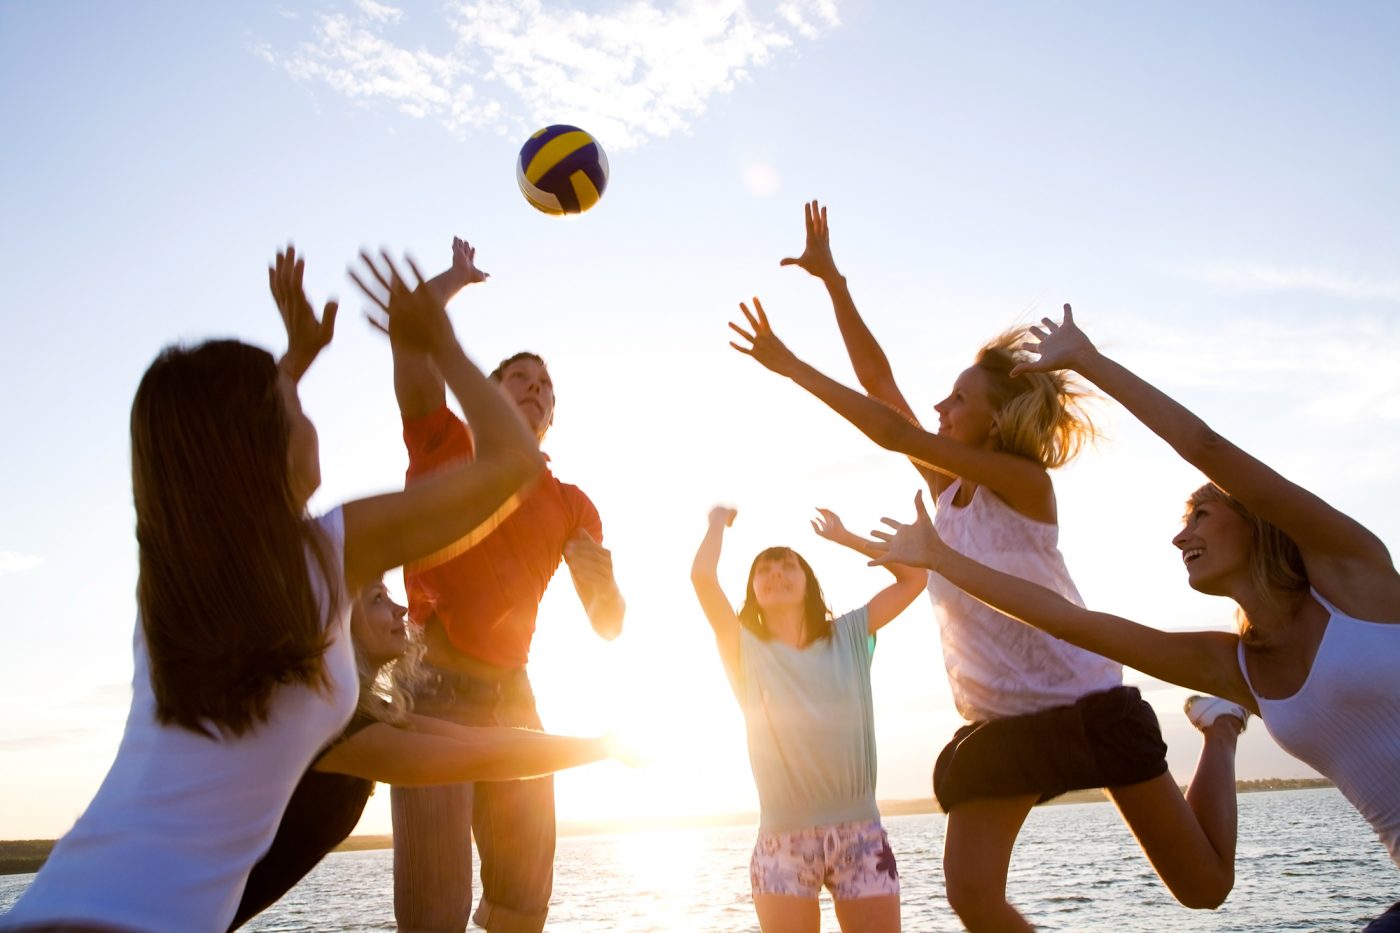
[
  {"left": 690, "top": 507, "right": 742, "bottom": 677},
  {"left": 871, "top": 492, "right": 1255, "bottom": 709},
  {"left": 341, "top": 251, "right": 545, "bottom": 591},
  {"left": 1020, "top": 307, "right": 1398, "bottom": 604},
  {"left": 564, "top": 530, "right": 626, "bottom": 640},
  {"left": 730, "top": 299, "right": 1054, "bottom": 521},
  {"left": 781, "top": 201, "right": 943, "bottom": 492},
  {"left": 313, "top": 720, "right": 611, "bottom": 785},
  {"left": 388, "top": 237, "right": 489, "bottom": 419},
  {"left": 812, "top": 508, "right": 925, "bottom": 633}
]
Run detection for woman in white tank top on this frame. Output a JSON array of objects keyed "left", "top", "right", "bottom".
[
  {"left": 873, "top": 305, "right": 1400, "bottom": 930},
  {"left": 729, "top": 202, "right": 1247, "bottom": 931},
  {"left": 2, "top": 247, "right": 547, "bottom": 933}
]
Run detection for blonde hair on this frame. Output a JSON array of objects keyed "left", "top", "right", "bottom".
[
  {"left": 350, "top": 586, "right": 429, "bottom": 724},
  {"left": 974, "top": 329, "right": 1098, "bottom": 469},
  {"left": 1185, "top": 483, "right": 1309, "bottom": 643}
]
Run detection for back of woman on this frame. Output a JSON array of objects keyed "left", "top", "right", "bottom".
[{"left": 2, "top": 511, "right": 356, "bottom": 933}]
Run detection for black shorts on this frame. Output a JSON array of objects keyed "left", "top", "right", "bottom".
[{"left": 933, "top": 686, "right": 1169, "bottom": 812}]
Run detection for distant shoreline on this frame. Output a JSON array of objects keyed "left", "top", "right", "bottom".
[{"left": 0, "top": 779, "right": 1334, "bottom": 876}]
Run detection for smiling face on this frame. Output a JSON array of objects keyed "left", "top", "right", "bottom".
[
  {"left": 494, "top": 355, "right": 554, "bottom": 440},
  {"left": 932, "top": 365, "right": 1000, "bottom": 449},
  {"left": 350, "top": 581, "right": 409, "bottom": 668},
  {"left": 748, "top": 549, "right": 811, "bottom": 613},
  {"left": 1173, "top": 496, "right": 1255, "bottom": 596}
]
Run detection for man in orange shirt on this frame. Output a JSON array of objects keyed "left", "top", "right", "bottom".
[{"left": 387, "top": 238, "right": 625, "bottom": 933}]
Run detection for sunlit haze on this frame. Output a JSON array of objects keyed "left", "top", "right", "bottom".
[{"left": 1, "top": 1, "right": 1398, "bottom": 841}]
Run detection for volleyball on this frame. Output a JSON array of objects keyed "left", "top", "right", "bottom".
[{"left": 516, "top": 125, "right": 609, "bottom": 216}]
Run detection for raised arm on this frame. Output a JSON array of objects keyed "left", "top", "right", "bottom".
[
  {"left": 1018, "top": 306, "right": 1397, "bottom": 596},
  {"left": 388, "top": 237, "right": 488, "bottom": 419},
  {"left": 690, "top": 506, "right": 742, "bottom": 677},
  {"left": 314, "top": 718, "right": 616, "bottom": 785},
  {"left": 730, "top": 298, "right": 1053, "bottom": 518},
  {"left": 871, "top": 492, "right": 1255, "bottom": 709},
  {"left": 812, "top": 508, "right": 925, "bottom": 633},
  {"left": 341, "top": 251, "right": 545, "bottom": 592},
  {"left": 269, "top": 245, "right": 338, "bottom": 383},
  {"left": 781, "top": 201, "right": 942, "bottom": 491}
]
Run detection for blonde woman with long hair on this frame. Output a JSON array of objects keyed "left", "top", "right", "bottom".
[{"left": 871, "top": 305, "right": 1400, "bottom": 931}]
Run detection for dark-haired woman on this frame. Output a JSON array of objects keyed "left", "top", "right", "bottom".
[
  {"left": 2, "top": 248, "right": 544, "bottom": 933},
  {"left": 690, "top": 506, "right": 924, "bottom": 933}
]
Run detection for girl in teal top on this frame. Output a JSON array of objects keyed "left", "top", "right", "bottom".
[{"left": 691, "top": 506, "right": 925, "bottom": 933}]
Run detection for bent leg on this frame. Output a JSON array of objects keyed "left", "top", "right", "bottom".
[
  {"left": 1109, "top": 718, "right": 1242, "bottom": 910},
  {"left": 943, "top": 794, "right": 1038, "bottom": 933}
]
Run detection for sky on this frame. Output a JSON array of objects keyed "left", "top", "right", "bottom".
[{"left": 1, "top": 1, "right": 1398, "bottom": 841}]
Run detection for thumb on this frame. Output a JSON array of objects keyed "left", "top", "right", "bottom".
[
  {"left": 779, "top": 257, "right": 799, "bottom": 266},
  {"left": 915, "top": 490, "right": 931, "bottom": 521}
]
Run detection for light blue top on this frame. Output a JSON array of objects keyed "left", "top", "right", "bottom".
[{"left": 738, "top": 606, "right": 881, "bottom": 832}]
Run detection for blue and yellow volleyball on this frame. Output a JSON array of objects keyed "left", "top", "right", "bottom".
[{"left": 516, "top": 124, "right": 609, "bottom": 216}]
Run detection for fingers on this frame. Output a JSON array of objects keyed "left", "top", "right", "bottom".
[
  {"left": 320, "top": 301, "right": 339, "bottom": 340},
  {"left": 728, "top": 341, "right": 754, "bottom": 356},
  {"left": 357, "top": 250, "right": 392, "bottom": 294},
  {"left": 364, "top": 311, "right": 390, "bottom": 337},
  {"left": 1063, "top": 302, "right": 1073, "bottom": 322},
  {"left": 348, "top": 268, "right": 388, "bottom": 312},
  {"left": 727, "top": 320, "right": 755, "bottom": 343},
  {"left": 737, "top": 301, "right": 760, "bottom": 331},
  {"left": 751, "top": 296, "right": 769, "bottom": 329},
  {"left": 869, "top": 528, "right": 893, "bottom": 542},
  {"left": 914, "top": 490, "right": 930, "bottom": 521}
]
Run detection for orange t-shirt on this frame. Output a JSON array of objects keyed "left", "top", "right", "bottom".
[{"left": 402, "top": 405, "right": 603, "bottom": 668}]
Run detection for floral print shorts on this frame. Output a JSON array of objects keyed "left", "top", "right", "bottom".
[{"left": 749, "top": 819, "right": 899, "bottom": 900}]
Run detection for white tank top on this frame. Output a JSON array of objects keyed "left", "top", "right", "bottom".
[
  {"left": 1, "top": 509, "right": 358, "bottom": 933},
  {"left": 1238, "top": 589, "right": 1400, "bottom": 868},
  {"left": 928, "top": 479, "right": 1121, "bottom": 721}
]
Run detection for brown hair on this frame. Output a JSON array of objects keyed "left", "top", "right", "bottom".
[
  {"left": 1185, "top": 483, "right": 1309, "bottom": 643},
  {"left": 131, "top": 340, "right": 340, "bottom": 737},
  {"left": 489, "top": 351, "right": 546, "bottom": 382},
  {"left": 975, "top": 329, "right": 1098, "bottom": 469},
  {"left": 737, "top": 547, "right": 834, "bottom": 646}
]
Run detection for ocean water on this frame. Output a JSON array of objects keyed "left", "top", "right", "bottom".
[{"left": 2, "top": 789, "right": 1394, "bottom": 931}]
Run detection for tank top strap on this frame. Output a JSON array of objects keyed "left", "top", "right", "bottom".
[
  {"left": 1307, "top": 586, "right": 1341, "bottom": 617},
  {"left": 1236, "top": 638, "right": 1262, "bottom": 700}
]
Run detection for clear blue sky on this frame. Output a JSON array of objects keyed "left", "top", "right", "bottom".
[{"left": 1, "top": 0, "right": 1398, "bottom": 838}]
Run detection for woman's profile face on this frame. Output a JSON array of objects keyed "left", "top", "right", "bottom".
[
  {"left": 932, "top": 365, "right": 999, "bottom": 449},
  {"left": 1173, "top": 499, "right": 1253, "bottom": 595},
  {"left": 351, "top": 582, "right": 409, "bottom": 667}
]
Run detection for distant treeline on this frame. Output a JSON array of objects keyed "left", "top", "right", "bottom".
[{"left": 0, "top": 779, "right": 1338, "bottom": 876}]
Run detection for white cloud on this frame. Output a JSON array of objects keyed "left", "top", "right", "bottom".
[
  {"left": 357, "top": 0, "right": 404, "bottom": 24},
  {"left": 0, "top": 550, "right": 42, "bottom": 575},
  {"left": 264, "top": 0, "right": 842, "bottom": 149},
  {"left": 1184, "top": 260, "right": 1400, "bottom": 303}
]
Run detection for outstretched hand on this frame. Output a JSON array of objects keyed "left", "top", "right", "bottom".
[
  {"left": 269, "top": 244, "right": 339, "bottom": 382},
  {"left": 728, "top": 298, "right": 801, "bottom": 377},
  {"left": 868, "top": 491, "right": 942, "bottom": 569},
  {"left": 779, "top": 200, "right": 839, "bottom": 281},
  {"left": 1011, "top": 304, "right": 1098, "bottom": 377},
  {"left": 448, "top": 236, "right": 490, "bottom": 288},
  {"left": 351, "top": 250, "right": 452, "bottom": 356},
  {"left": 811, "top": 508, "right": 853, "bottom": 545}
]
